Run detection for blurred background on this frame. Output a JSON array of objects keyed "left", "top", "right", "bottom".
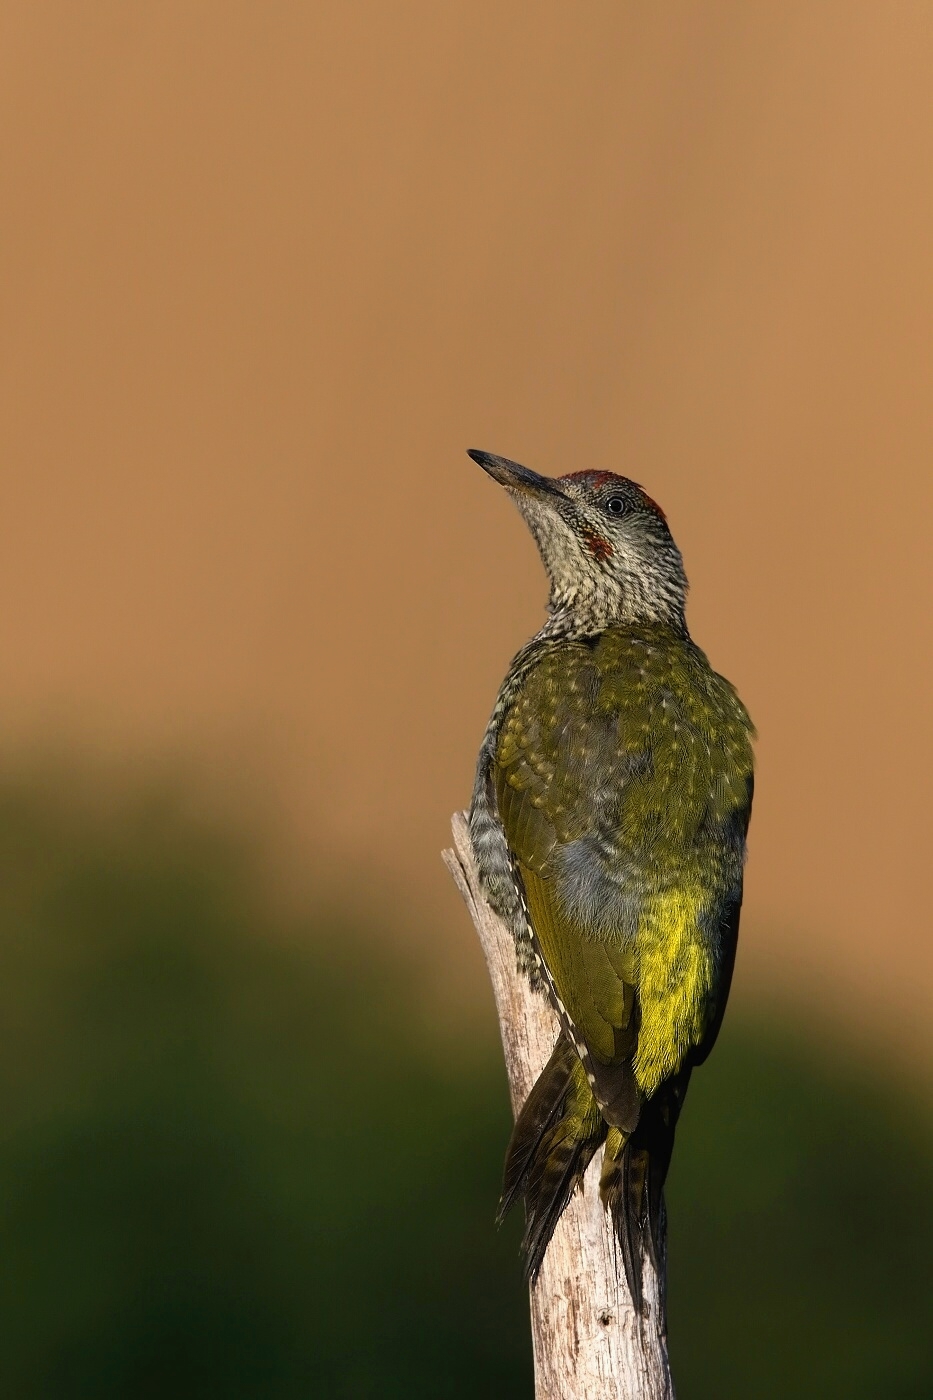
[{"left": 1, "top": 3, "right": 932, "bottom": 1396}]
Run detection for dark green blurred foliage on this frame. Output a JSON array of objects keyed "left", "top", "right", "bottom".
[
  {"left": 0, "top": 776, "right": 929, "bottom": 1398},
  {"left": 0, "top": 780, "right": 528, "bottom": 1398},
  {"left": 667, "top": 1025, "right": 933, "bottom": 1399}
]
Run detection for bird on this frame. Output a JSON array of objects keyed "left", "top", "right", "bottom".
[{"left": 466, "top": 449, "right": 755, "bottom": 1311}]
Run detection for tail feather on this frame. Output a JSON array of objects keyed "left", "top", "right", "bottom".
[
  {"left": 520, "top": 1118, "right": 598, "bottom": 1276},
  {"left": 500, "top": 1036, "right": 692, "bottom": 1310},
  {"left": 498, "top": 1035, "right": 580, "bottom": 1222},
  {"left": 499, "top": 1035, "right": 606, "bottom": 1282},
  {"left": 600, "top": 1068, "right": 692, "bottom": 1310},
  {"left": 600, "top": 1132, "right": 648, "bottom": 1311}
]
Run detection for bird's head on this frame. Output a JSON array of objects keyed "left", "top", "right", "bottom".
[{"left": 468, "top": 449, "right": 688, "bottom": 635}]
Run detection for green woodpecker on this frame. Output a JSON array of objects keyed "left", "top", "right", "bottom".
[{"left": 467, "top": 449, "right": 755, "bottom": 1310}]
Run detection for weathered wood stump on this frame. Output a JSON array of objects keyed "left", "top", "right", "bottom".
[{"left": 444, "top": 810, "right": 674, "bottom": 1400}]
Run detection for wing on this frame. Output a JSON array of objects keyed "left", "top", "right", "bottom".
[{"left": 494, "top": 642, "right": 647, "bottom": 1130}]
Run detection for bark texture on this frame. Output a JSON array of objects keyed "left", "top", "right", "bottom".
[{"left": 443, "top": 811, "right": 674, "bottom": 1400}]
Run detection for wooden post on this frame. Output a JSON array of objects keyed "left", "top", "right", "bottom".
[{"left": 443, "top": 811, "right": 675, "bottom": 1400}]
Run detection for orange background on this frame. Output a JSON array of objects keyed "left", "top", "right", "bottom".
[{"left": 1, "top": 4, "right": 930, "bottom": 1061}]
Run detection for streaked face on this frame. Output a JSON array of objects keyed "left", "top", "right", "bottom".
[{"left": 468, "top": 450, "right": 685, "bottom": 625}]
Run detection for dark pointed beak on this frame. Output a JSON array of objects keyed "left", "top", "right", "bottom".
[{"left": 467, "top": 449, "right": 565, "bottom": 501}]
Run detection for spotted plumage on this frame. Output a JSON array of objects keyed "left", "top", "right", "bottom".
[{"left": 466, "top": 450, "right": 755, "bottom": 1308}]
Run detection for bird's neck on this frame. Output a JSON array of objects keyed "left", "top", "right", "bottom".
[{"left": 542, "top": 575, "right": 688, "bottom": 641}]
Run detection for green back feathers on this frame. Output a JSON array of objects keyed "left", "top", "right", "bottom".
[
  {"left": 495, "top": 626, "right": 754, "bottom": 872},
  {"left": 493, "top": 626, "right": 754, "bottom": 1110}
]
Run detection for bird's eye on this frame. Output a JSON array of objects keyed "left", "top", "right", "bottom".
[{"left": 605, "top": 496, "right": 628, "bottom": 516}]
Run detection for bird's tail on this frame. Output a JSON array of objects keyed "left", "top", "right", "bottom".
[
  {"left": 498, "top": 1034, "right": 606, "bottom": 1283},
  {"left": 599, "top": 1069, "right": 691, "bottom": 1312},
  {"left": 500, "top": 1034, "right": 692, "bottom": 1311}
]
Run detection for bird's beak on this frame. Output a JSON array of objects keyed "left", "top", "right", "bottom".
[{"left": 467, "top": 449, "right": 566, "bottom": 501}]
